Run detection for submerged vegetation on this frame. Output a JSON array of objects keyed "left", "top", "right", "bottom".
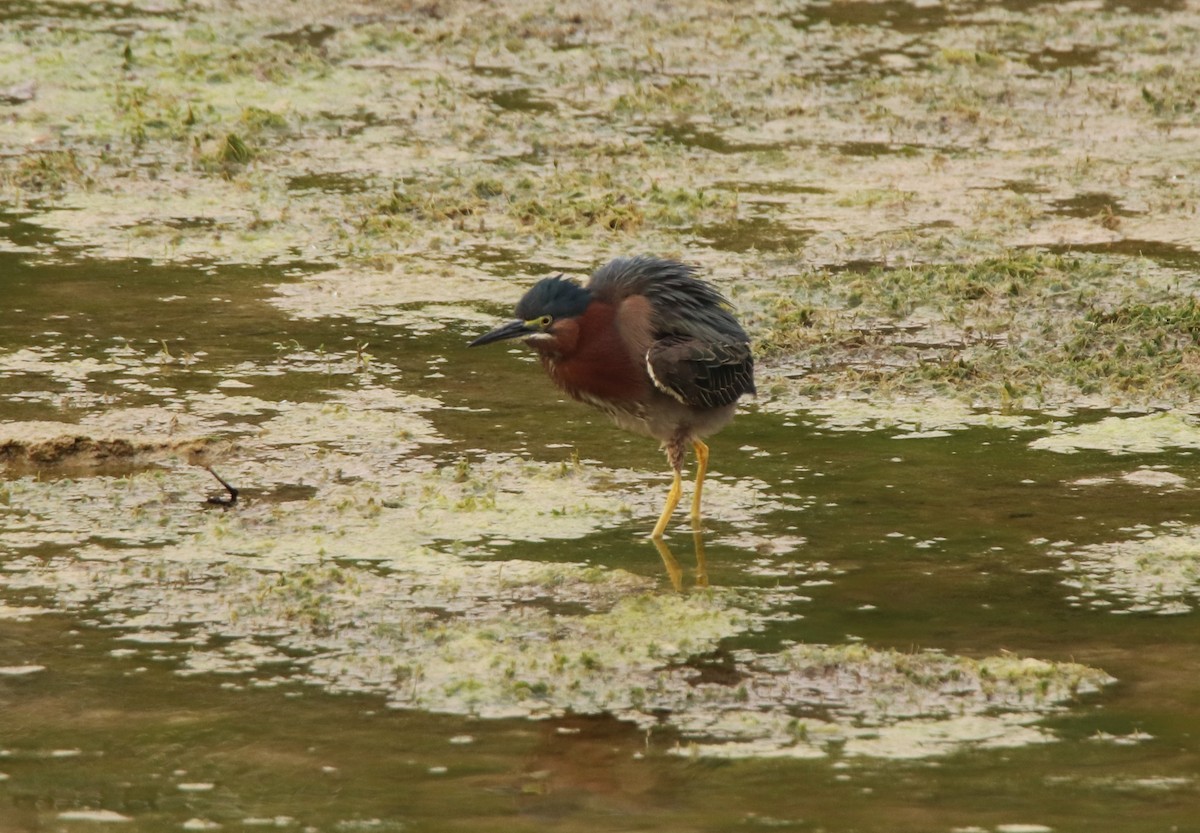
[
  {"left": 3, "top": 5, "right": 1200, "bottom": 826},
  {"left": 746, "top": 251, "right": 1200, "bottom": 406},
  {"left": 2, "top": 0, "right": 1198, "bottom": 409}
]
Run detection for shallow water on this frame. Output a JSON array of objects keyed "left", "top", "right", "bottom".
[
  {"left": 4, "top": 229, "right": 1200, "bottom": 832},
  {"left": 4, "top": 0, "right": 1200, "bottom": 829}
]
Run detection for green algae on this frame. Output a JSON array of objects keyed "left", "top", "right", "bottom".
[
  {"left": 772, "top": 395, "right": 1031, "bottom": 435},
  {"left": 744, "top": 250, "right": 1200, "bottom": 410},
  {"left": 1, "top": 492, "right": 1111, "bottom": 759},
  {"left": 9, "top": 0, "right": 1200, "bottom": 804},
  {"left": 673, "top": 645, "right": 1112, "bottom": 760},
  {"left": 1054, "top": 524, "right": 1200, "bottom": 615},
  {"left": 1030, "top": 411, "right": 1200, "bottom": 454},
  {"left": 0, "top": 377, "right": 1110, "bottom": 761},
  {"left": 4, "top": 0, "right": 1200, "bottom": 411}
]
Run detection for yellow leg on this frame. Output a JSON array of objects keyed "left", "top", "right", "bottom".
[
  {"left": 689, "top": 439, "right": 709, "bottom": 529},
  {"left": 651, "top": 468, "right": 684, "bottom": 539}
]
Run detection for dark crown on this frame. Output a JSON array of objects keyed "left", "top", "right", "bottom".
[{"left": 515, "top": 275, "right": 592, "bottom": 321}]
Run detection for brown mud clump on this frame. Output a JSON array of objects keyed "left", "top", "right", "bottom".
[{"left": 0, "top": 422, "right": 220, "bottom": 470}]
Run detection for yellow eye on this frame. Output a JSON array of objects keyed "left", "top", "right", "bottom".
[{"left": 537, "top": 315, "right": 552, "bottom": 328}]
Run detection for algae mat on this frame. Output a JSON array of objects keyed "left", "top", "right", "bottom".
[{"left": 3, "top": 1, "right": 1200, "bottom": 831}]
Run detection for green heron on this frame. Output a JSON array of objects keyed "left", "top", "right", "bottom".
[{"left": 469, "top": 256, "right": 755, "bottom": 538}]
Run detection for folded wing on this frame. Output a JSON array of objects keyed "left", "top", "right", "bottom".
[{"left": 646, "top": 335, "right": 755, "bottom": 410}]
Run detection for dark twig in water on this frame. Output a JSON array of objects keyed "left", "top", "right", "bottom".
[{"left": 204, "top": 466, "right": 239, "bottom": 506}]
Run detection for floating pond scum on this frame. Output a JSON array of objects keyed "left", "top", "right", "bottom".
[
  {"left": 0, "top": 442, "right": 1113, "bottom": 759},
  {"left": 4, "top": 0, "right": 1200, "bottom": 830},
  {"left": 4, "top": 325, "right": 1198, "bottom": 828}
]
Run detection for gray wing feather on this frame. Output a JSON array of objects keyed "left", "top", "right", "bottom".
[{"left": 647, "top": 336, "right": 755, "bottom": 409}]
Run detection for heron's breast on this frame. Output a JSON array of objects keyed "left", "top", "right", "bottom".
[{"left": 542, "top": 302, "right": 649, "bottom": 404}]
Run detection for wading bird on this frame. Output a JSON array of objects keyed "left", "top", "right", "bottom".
[{"left": 469, "top": 256, "right": 755, "bottom": 538}]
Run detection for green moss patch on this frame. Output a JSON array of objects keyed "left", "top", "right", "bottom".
[
  {"left": 1031, "top": 412, "right": 1200, "bottom": 455},
  {"left": 5, "top": 1, "right": 1200, "bottom": 411},
  {"left": 0, "top": 372, "right": 1111, "bottom": 761},
  {"left": 1053, "top": 525, "right": 1200, "bottom": 615}
]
